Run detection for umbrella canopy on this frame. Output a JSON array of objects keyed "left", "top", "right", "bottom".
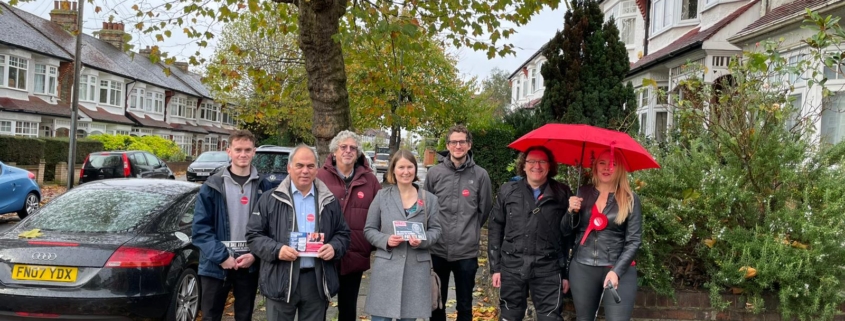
[{"left": 508, "top": 123, "right": 659, "bottom": 172}]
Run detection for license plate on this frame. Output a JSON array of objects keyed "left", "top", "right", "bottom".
[
  {"left": 197, "top": 172, "right": 210, "bottom": 176},
  {"left": 12, "top": 264, "right": 78, "bottom": 282}
]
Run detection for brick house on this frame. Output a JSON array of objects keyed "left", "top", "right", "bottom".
[{"left": 0, "top": 1, "right": 238, "bottom": 157}]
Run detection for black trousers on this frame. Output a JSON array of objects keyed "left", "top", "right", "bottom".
[
  {"left": 498, "top": 271, "right": 563, "bottom": 321},
  {"left": 200, "top": 268, "right": 259, "bottom": 321},
  {"left": 431, "top": 256, "right": 478, "bottom": 321},
  {"left": 568, "top": 261, "right": 637, "bottom": 321},
  {"left": 265, "top": 269, "right": 327, "bottom": 321},
  {"left": 337, "top": 271, "right": 364, "bottom": 321}
]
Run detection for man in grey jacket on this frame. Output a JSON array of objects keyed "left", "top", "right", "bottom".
[{"left": 425, "top": 125, "right": 493, "bottom": 321}]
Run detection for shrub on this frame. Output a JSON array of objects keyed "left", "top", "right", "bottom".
[
  {"left": 0, "top": 136, "right": 44, "bottom": 165},
  {"left": 88, "top": 134, "right": 185, "bottom": 162},
  {"left": 634, "top": 19, "right": 845, "bottom": 319},
  {"left": 469, "top": 122, "right": 517, "bottom": 190}
]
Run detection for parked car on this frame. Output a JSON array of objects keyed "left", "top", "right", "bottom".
[
  {"left": 374, "top": 153, "right": 390, "bottom": 172},
  {"left": 186, "top": 151, "right": 230, "bottom": 182},
  {"left": 0, "top": 161, "right": 41, "bottom": 219},
  {"left": 365, "top": 150, "right": 375, "bottom": 159},
  {"left": 252, "top": 145, "right": 294, "bottom": 188},
  {"left": 0, "top": 179, "right": 201, "bottom": 320},
  {"left": 363, "top": 152, "right": 377, "bottom": 174},
  {"left": 80, "top": 151, "right": 175, "bottom": 183}
]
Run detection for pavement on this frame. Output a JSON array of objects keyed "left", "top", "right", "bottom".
[{"left": 222, "top": 258, "right": 486, "bottom": 321}]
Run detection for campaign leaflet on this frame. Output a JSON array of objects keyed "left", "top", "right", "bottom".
[
  {"left": 392, "top": 221, "right": 427, "bottom": 241},
  {"left": 289, "top": 232, "right": 324, "bottom": 257}
]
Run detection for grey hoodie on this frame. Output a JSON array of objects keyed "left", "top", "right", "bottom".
[
  {"left": 424, "top": 150, "right": 493, "bottom": 261},
  {"left": 221, "top": 167, "right": 261, "bottom": 244}
]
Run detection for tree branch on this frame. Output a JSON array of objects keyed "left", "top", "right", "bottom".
[{"left": 272, "top": 0, "right": 297, "bottom": 3}]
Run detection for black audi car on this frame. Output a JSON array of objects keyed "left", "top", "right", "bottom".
[
  {"left": 186, "top": 151, "right": 230, "bottom": 182},
  {"left": 0, "top": 179, "right": 201, "bottom": 321}
]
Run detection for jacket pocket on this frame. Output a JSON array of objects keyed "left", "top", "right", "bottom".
[
  {"left": 416, "top": 251, "right": 431, "bottom": 262},
  {"left": 374, "top": 249, "right": 393, "bottom": 260},
  {"left": 606, "top": 240, "right": 623, "bottom": 263},
  {"left": 258, "top": 262, "right": 289, "bottom": 300}
]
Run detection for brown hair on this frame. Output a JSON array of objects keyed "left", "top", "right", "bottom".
[
  {"left": 229, "top": 129, "right": 257, "bottom": 146},
  {"left": 516, "top": 146, "right": 557, "bottom": 178},
  {"left": 385, "top": 149, "right": 419, "bottom": 185},
  {"left": 446, "top": 125, "right": 472, "bottom": 142},
  {"left": 590, "top": 150, "right": 634, "bottom": 224}
]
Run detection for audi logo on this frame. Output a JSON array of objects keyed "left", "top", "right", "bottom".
[{"left": 31, "top": 252, "right": 57, "bottom": 261}]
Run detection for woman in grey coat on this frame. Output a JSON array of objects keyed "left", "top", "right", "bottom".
[{"left": 364, "top": 149, "right": 442, "bottom": 321}]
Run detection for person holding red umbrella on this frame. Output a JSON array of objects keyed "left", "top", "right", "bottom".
[
  {"left": 488, "top": 146, "right": 573, "bottom": 321},
  {"left": 564, "top": 149, "right": 642, "bottom": 321}
]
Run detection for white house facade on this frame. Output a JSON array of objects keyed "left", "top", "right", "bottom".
[{"left": 0, "top": 1, "right": 238, "bottom": 157}]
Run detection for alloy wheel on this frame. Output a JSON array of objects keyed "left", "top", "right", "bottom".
[
  {"left": 25, "top": 194, "right": 39, "bottom": 215},
  {"left": 175, "top": 273, "right": 199, "bottom": 321}
]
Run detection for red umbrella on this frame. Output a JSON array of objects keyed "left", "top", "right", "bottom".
[{"left": 508, "top": 123, "right": 659, "bottom": 172}]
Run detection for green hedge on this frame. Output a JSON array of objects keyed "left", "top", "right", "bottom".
[
  {"left": 0, "top": 136, "right": 44, "bottom": 165},
  {"left": 42, "top": 138, "right": 104, "bottom": 180},
  {"left": 469, "top": 122, "right": 517, "bottom": 191},
  {"left": 42, "top": 138, "right": 104, "bottom": 165}
]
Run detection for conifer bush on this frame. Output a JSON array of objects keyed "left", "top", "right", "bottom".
[{"left": 634, "top": 14, "right": 845, "bottom": 319}]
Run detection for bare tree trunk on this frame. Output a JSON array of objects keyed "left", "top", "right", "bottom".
[
  {"left": 389, "top": 123, "right": 401, "bottom": 155},
  {"left": 297, "top": 0, "right": 351, "bottom": 160}
]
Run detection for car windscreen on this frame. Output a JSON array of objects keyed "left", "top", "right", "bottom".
[
  {"left": 196, "top": 152, "right": 230, "bottom": 162},
  {"left": 85, "top": 154, "right": 123, "bottom": 168},
  {"left": 21, "top": 188, "right": 170, "bottom": 233},
  {"left": 253, "top": 152, "right": 289, "bottom": 174},
  {"left": 377, "top": 153, "right": 390, "bottom": 161}
]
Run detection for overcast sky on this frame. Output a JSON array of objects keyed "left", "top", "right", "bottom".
[{"left": 18, "top": 2, "right": 564, "bottom": 82}]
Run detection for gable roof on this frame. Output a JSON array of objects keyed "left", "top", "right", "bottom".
[
  {"left": 629, "top": 0, "right": 758, "bottom": 75},
  {"left": 508, "top": 43, "right": 549, "bottom": 80},
  {"left": 2, "top": 2, "right": 203, "bottom": 98},
  {"left": 0, "top": 2, "right": 72, "bottom": 60},
  {"left": 731, "top": 0, "right": 845, "bottom": 42}
]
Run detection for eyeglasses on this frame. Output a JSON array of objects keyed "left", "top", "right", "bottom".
[
  {"left": 525, "top": 160, "right": 549, "bottom": 166},
  {"left": 339, "top": 145, "right": 359, "bottom": 152},
  {"left": 447, "top": 140, "right": 469, "bottom": 147}
]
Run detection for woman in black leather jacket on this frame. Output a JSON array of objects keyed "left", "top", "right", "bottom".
[{"left": 563, "top": 149, "right": 642, "bottom": 321}]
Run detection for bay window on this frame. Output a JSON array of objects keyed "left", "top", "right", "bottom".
[
  {"left": 34, "top": 64, "right": 57, "bottom": 95},
  {"left": 99, "top": 79, "right": 123, "bottom": 106},
  {"left": 2, "top": 55, "right": 28, "bottom": 90},
  {"left": 80, "top": 75, "right": 97, "bottom": 101}
]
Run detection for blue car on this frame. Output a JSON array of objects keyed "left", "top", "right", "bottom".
[{"left": 0, "top": 161, "right": 41, "bottom": 219}]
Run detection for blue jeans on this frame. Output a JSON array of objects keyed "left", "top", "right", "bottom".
[{"left": 370, "top": 316, "right": 416, "bottom": 321}]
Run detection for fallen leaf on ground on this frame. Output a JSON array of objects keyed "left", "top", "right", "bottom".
[{"left": 330, "top": 301, "right": 338, "bottom": 307}]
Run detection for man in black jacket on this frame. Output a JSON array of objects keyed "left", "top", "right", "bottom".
[
  {"left": 246, "top": 145, "right": 351, "bottom": 321},
  {"left": 488, "top": 146, "right": 573, "bottom": 321}
]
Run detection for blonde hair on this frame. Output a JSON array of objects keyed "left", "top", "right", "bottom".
[{"left": 591, "top": 150, "right": 634, "bottom": 225}]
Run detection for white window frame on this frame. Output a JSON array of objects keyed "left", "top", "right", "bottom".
[
  {"left": 34, "top": 64, "right": 57, "bottom": 95},
  {"left": 129, "top": 88, "right": 147, "bottom": 111},
  {"left": 0, "top": 120, "right": 12, "bottom": 134},
  {"left": 640, "top": 88, "right": 651, "bottom": 109},
  {"left": 201, "top": 102, "right": 220, "bottom": 122},
  {"left": 14, "top": 121, "right": 39, "bottom": 137},
  {"left": 680, "top": 0, "right": 699, "bottom": 22},
  {"left": 147, "top": 91, "right": 165, "bottom": 114},
  {"left": 522, "top": 75, "right": 529, "bottom": 98},
  {"left": 655, "top": 111, "right": 668, "bottom": 141},
  {"left": 651, "top": 0, "right": 674, "bottom": 35},
  {"left": 99, "top": 79, "right": 124, "bottom": 107},
  {"left": 113, "top": 129, "right": 131, "bottom": 135},
  {"left": 80, "top": 75, "right": 97, "bottom": 102},
  {"left": 531, "top": 69, "right": 537, "bottom": 93},
  {"left": 3, "top": 56, "right": 28, "bottom": 90},
  {"left": 516, "top": 79, "right": 521, "bottom": 100},
  {"left": 186, "top": 99, "right": 197, "bottom": 120},
  {"left": 171, "top": 97, "right": 187, "bottom": 117},
  {"left": 822, "top": 92, "right": 845, "bottom": 145},
  {"left": 204, "top": 136, "right": 219, "bottom": 152}
]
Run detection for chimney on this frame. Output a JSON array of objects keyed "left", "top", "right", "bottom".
[
  {"left": 49, "top": 1, "right": 78, "bottom": 33},
  {"left": 173, "top": 62, "right": 190, "bottom": 73},
  {"left": 139, "top": 46, "right": 153, "bottom": 57},
  {"left": 97, "top": 21, "right": 127, "bottom": 51}
]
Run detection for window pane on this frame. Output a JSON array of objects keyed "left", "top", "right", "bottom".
[{"left": 682, "top": 0, "right": 698, "bottom": 20}]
